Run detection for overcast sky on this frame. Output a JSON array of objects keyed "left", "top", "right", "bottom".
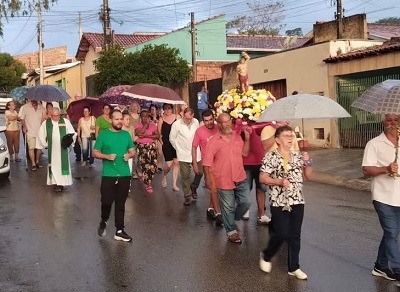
[{"left": 1, "top": 0, "right": 399, "bottom": 57}]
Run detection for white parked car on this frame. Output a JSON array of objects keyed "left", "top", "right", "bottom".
[
  {"left": 0, "top": 126, "right": 10, "bottom": 179},
  {"left": 0, "top": 92, "right": 12, "bottom": 111}
]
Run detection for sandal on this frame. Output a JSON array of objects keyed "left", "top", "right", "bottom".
[
  {"left": 228, "top": 233, "right": 242, "bottom": 244},
  {"left": 162, "top": 176, "right": 167, "bottom": 188}
]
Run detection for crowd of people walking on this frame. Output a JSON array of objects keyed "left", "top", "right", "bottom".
[{"left": 3, "top": 96, "right": 399, "bottom": 284}]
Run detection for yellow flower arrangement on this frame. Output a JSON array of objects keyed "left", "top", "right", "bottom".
[{"left": 214, "top": 88, "right": 276, "bottom": 121}]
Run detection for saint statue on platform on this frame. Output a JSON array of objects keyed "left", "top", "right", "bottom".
[{"left": 236, "top": 51, "right": 250, "bottom": 92}]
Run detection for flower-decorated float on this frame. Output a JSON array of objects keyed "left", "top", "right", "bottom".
[{"left": 214, "top": 87, "right": 276, "bottom": 122}]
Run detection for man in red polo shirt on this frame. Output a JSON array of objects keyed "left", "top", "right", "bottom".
[{"left": 203, "top": 113, "right": 251, "bottom": 244}]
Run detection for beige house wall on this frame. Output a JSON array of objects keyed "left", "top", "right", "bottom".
[
  {"left": 80, "top": 47, "right": 101, "bottom": 96},
  {"left": 222, "top": 39, "right": 382, "bottom": 147},
  {"left": 247, "top": 42, "right": 332, "bottom": 147},
  {"left": 28, "top": 65, "right": 83, "bottom": 103}
]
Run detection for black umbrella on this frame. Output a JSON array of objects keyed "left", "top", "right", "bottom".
[{"left": 25, "top": 85, "right": 71, "bottom": 102}]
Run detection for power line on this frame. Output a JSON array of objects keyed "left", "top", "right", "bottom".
[{"left": 2, "top": 12, "right": 33, "bottom": 48}]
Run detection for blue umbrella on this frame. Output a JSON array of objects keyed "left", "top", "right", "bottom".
[
  {"left": 25, "top": 85, "right": 71, "bottom": 102},
  {"left": 10, "top": 86, "right": 30, "bottom": 103}
]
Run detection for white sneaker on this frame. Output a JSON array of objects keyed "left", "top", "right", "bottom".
[
  {"left": 257, "top": 215, "right": 271, "bottom": 225},
  {"left": 288, "top": 269, "right": 308, "bottom": 280},
  {"left": 243, "top": 210, "right": 250, "bottom": 220},
  {"left": 259, "top": 252, "right": 271, "bottom": 273}
]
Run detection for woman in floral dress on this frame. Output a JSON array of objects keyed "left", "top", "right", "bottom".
[
  {"left": 134, "top": 110, "right": 160, "bottom": 193},
  {"left": 259, "top": 125, "right": 313, "bottom": 280}
]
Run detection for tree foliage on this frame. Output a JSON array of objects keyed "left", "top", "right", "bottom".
[
  {"left": 285, "top": 28, "right": 303, "bottom": 36},
  {"left": 0, "top": 52, "right": 26, "bottom": 92},
  {"left": 375, "top": 17, "right": 400, "bottom": 25},
  {"left": 226, "top": 1, "right": 285, "bottom": 35},
  {"left": 0, "top": 0, "right": 57, "bottom": 35},
  {"left": 94, "top": 44, "right": 191, "bottom": 95}
]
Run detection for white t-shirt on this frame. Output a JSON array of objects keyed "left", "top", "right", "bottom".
[{"left": 362, "top": 132, "right": 400, "bottom": 206}]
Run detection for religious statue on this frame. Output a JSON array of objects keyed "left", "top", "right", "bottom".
[{"left": 236, "top": 51, "right": 250, "bottom": 92}]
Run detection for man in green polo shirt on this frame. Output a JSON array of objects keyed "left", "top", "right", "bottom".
[{"left": 93, "top": 109, "right": 136, "bottom": 242}]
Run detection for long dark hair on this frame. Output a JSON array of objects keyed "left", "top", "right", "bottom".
[{"left": 5, "top": 101, "right": 14, "bottom": 111}]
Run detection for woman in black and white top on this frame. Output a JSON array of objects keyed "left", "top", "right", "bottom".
[
  {"left": 77, "top": 106, "right": 96, "bottom": 167},
  {"left": 259, "top": 125, "right": 313, "bottom": 280}
]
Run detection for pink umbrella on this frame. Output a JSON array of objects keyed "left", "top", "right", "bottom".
[{"left": 122, "top": 83, "right": 185, "bottom": 105}]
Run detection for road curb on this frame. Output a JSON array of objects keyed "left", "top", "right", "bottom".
[{"left": 311, "top": 172, "right": 371, "bottom": 192}]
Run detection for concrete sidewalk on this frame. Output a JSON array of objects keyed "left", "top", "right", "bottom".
[{"left": 309, "top": 148, "right": 371, "bottom": 191}]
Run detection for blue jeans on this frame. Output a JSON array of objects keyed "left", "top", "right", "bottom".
[
  {"left": 373, "top": 200, "right": 400, "bottom": 272},
  {"left": 81, "top": 137, "right": 94, "bottom": 165},
  {"left": 198, "top": 109, "right": 207, "bottom": 120},
  {"left": 72, "top": 122, "right": 81, "bottom": 160},
  {"left": 218, "top": 180, "right": 250, "bottom": 235}
]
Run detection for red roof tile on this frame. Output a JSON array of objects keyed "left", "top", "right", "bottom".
[
  {"left": 324, "top": 37, "right": 400, "bottom": 63},
  {"left": 75, "top": 32, "right": 164, "bottom": 60},
  {"left": 226, "top": 34, "right": 310, "bottom": 51},
  {"left": 368, "top": 23, "right": 400, "bottom": 40}
]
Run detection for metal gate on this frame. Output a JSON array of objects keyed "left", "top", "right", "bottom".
[{"left": 337, "top": 68, "right": 400, "bottom": 148}]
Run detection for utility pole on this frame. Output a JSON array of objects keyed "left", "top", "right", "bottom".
[
  {"left": 101, "top": 0, "right": 112, "bottom": 50},
  {"left": 336, "top": 0, "right": 343, "bottom": 39},
  {"left": 78, "top": 12, "right": 83, "bottom": 40},
  {"left": 190, "top": 12, "right": 197, "bottom": 82},
  {"left": 37, "top": 3, "right": 44, "bottom": 85}
]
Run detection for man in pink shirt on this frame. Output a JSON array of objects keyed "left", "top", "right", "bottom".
[
  {"left": 203, "top": 113, "right": 251, "bottom": 244},
  {"left": 192, "top": 109, "right": 222, "bottom": 226}
]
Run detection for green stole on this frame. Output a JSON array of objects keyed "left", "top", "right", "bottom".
[{"left": 46, "top": 118, "right": 69, "bottom": 178}]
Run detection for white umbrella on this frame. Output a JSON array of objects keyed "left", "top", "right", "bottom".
[
  {"left": 351, "top": 79, "right": 400, "bottom": 178},
  {"left": 258, "top": 93, "right": 351, "bottom": 122},
  {"left": 351, "top": 79, "right": 400, "bottom": 114},
  {"left": 258, "top": 93, "right": 351, "bottom": 139}
]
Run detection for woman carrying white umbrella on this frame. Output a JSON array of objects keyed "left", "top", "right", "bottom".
[{"left": 259, "top": 125, "right": 313, "bottom": 280}]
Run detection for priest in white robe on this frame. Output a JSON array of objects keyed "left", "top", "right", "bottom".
[{"left": 38, "top": 108, "right": 76, "bottom": 192}]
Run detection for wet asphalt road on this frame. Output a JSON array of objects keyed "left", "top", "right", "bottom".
[
  {"left": 0, "top": 158, "right": 398, "bottom": 292},
  {"left": 0, "top": 127, "right": 398, "bottom": 292}
]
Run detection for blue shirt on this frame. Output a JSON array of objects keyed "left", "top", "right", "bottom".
[{"left": 197, "top": 91, "right": 208, "bottom": 110}]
